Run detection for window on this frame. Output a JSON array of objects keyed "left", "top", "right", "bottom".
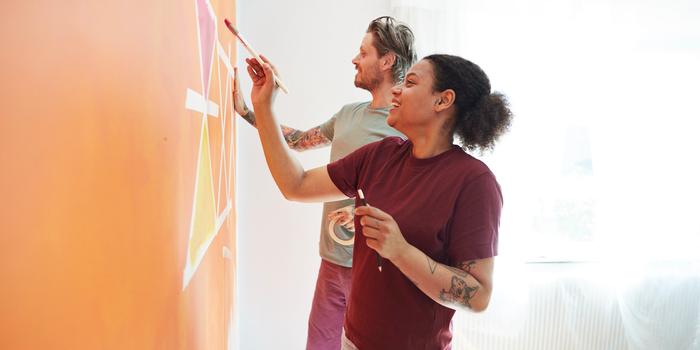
[{"left": 394, "top": 0, "right": 700, "bottom": 261}]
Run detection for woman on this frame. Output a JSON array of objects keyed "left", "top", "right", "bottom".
[{"left": 246, "top": 53, "right": 512, "bottom": 349}]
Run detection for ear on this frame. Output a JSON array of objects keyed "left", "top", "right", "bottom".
[
  {"left": 434, "top": 89, "right": 455, "bottom": 113},
  {"left": 381, "top": 52, "right": 396, "bottom": 71}
]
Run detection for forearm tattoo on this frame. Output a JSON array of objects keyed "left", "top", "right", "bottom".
[
  {"left": 427, "top": 256, "right": 438, "bottom": 274},
  {"left": 442, "top": 261, "right": 476, "bottom": 279},
  {"left": 241, "top": 109, "right": 256, "bottom": 127},
  {"left": 428, "top": 258, "right": 480, "bottom": 308},
  {"left": 241, "top": 110, "right": 331, "bottom": 151},
  {"left": 440, "top": 276, "right": 480, "bottom": 307},
  {"left": 282, "top": 126, "right": 331, "bottom": 151}
]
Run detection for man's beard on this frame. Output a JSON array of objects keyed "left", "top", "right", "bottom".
[{"left": 354, "top": 67, "right": 382, "bottom": 91}]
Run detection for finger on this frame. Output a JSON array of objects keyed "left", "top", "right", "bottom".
[
  {"left": 357, "top": 206, "right": 392, "bottom": 220},
  {"left": 246, "top": 56, "right": 259, "bottom": 67},
  {"left": 365, "top": 237, "right": 379, "bottom": 251},
  {"left": 360, "top": 215, "right": 382, "bottom": 230},
  {"left": 246, "top": 64, "right": 260, "bottom": 82},
  {"left": 354, "top": 205, "right": 371, "bottom": 215},
  {"left": 245, "top": 64, "right": 256, "bottom": 80},
  {"left": 250, "top": 60, "right": 266, "bottom": 78},
  {"left": 233, "top": 67, "right": 240, "bottom": 89},
  {"left": 363, "top": 226, "right": 380, "bottom": 239},
  {"left": 246, "top": 58, "right": 263, "bottom": 75},
  {"left": 245, "top": 58, "right": 260, "bottom": 77},
  {"left": 259, "top": 54, "right": 280, "bottom": 76},
  {"left": 261, "top": 63, "right": 275, "bottom": 84}
]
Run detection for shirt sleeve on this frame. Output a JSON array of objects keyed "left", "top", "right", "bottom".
[
  {"left": 326, "top": 141, "right": 378, "bottom": 198},
  {"left": 319, "top": 114, "right": 338, "bottom": 141},
  {"left": 447, "top": 172, "right": 503, "bottom": 264}
]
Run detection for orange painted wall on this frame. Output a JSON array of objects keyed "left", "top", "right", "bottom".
[{"left": 0, "top": 1, "right": 237, "bottom": 349}]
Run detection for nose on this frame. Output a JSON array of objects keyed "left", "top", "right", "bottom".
[
  {"left": 391, "top": 83, "right": 402, "bottom": 96},
  {"left": 351, "top": 54, "right": 359, "bottom": 66}
]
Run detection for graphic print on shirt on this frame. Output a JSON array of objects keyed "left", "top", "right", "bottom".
[{"left": 326, "top": 203, "right": 356, "bottom": 246}]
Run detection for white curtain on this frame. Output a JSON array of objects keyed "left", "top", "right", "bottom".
[
  {"left": 390, "top": 0, "right": 700, "bottom": 349},
  {"left": 390, "top": 0, "right": 467, "bottom": 58}
]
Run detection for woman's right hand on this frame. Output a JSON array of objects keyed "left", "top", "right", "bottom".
[{"left": 246, "top": 55, "right": 279, "bottom": 110}]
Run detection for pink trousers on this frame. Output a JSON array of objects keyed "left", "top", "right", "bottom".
[{"left": 306, "top": 259, "right": 353, "bottom": 350}]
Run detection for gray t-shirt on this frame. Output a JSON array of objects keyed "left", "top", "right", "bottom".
[{"left": 318, "top": 101, "right": 405, "bottom": 267}]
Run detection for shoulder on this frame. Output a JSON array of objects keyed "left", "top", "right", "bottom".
[
  {"left": 350, "top": 136, "right": 405, "bottom": 159},
  {"left": 376, "top": 136, "right": 407, "bottom": 151},
  {"left": 331, "top": 102, "right": 370, "bottom": 123},
  {"left": 337, "top": 101, "right": 370, "bottom": 113},
  {"left": 446, "top": 149, "right": 499, "bottom": 186}
]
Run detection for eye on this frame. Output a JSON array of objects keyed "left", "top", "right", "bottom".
[{"left": 405, "top": 80, "right": 415, "bottom": 86}]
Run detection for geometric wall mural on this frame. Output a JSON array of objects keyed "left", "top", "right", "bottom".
[
  {"left": 0, "top": 0, "right": 237, "bottom": 348},
  {"left": 183, "top": 0, "right": 236, "bottom": 289}
]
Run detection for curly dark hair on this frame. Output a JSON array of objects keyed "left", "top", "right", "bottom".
[
  {"left": 424, "top": 54, "right": 513, "bottom": 152},
  {"left": 367, "top": 16, "right": 417, "bottom": 84}
]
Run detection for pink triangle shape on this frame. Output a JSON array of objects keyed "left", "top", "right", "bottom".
[{"left": 196, "top": 0, "right": 217, "bottom": 99}]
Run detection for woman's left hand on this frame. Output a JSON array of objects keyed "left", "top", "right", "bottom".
[{"left": 355, "top": 205, "right": 409, "bottom": 261}]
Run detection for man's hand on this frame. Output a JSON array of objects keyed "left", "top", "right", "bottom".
[{"left": 232, "top": 66, "right": 249, "bottom": 116}]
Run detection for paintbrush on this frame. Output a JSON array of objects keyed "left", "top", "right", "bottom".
[
  {"left": 358, "top": 189, "right": 383, "bottom": 272},
  {"left": 224, "top": 18, "right": 289, "bottom": 94}
]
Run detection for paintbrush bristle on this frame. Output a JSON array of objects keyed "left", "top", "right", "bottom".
[{"left": 224, "top": 18, "right": 238, "bottom": 34}]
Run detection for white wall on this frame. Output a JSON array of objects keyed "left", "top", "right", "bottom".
[{"left": 235, "top": 1, "right": 389, "bottom": 349}]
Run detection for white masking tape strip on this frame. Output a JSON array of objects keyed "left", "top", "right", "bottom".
[
  {"left": 185, "top": 88, "right": 219, "bottom": 117},
  {"left": 217, "top": 41, "right": 235, "bottom": 77},
  {"left": 182, "top": 201, "right": 231, "bottom": 290}
]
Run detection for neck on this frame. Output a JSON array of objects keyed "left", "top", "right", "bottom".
[
  {"left": 408, "top": 129, "right": 453, "bottom": 159},
  {"left": 368, "top": 79, "right": 395, "bottom": 109},
  {"left": 405, "top": 115, "right": 455, "bottom": 159}
]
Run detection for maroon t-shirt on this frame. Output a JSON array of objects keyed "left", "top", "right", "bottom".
[{"left": 327, "top": 137, "right": 502, "bottom": 350}]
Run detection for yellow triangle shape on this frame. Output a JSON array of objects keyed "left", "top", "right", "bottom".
[{"left": 188, "top": 120, "right": 217, "bottom": 265}]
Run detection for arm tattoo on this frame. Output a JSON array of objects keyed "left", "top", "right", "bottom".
[
  {"left": 444, "top": 265, "right": 468, "bottom": 278},
  {"left": 444, "top": 260, "right": 476, "bottom": 277},
  {"left": 241, "top": 109, "right": 256, "bottom": 127},
  {"left": 458, "top": 261, "right": 476, "bottom": 274},
  {"left": 439, "top": 276, "right": 480, "bottom": 307},
  {"left": 282, "top": 126, "right": 331, "bottom": 151},
  {"left": 240, "top": 110, "right": 330, "bottom": 151},
  {"left": 427, "top": 256, "right": 438, "bottom": 274},
  {"left": 438, "top": 260, "right": 479, "bottom": 307}
]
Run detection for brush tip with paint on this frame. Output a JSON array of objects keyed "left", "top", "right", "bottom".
[
  {"left": 223, "top": 18, "right": 289, "bottom": 94},
  {"left": 224, "top": 18, "right": 238, "bottom": 35}
]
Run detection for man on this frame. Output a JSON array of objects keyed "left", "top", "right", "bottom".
[{"left": 233, "top": 16, "right": 416, "bottom": 349}]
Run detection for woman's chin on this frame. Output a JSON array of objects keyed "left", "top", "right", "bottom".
[{"left": 387, "top": 109, "right": 399, "bottom": 126}]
